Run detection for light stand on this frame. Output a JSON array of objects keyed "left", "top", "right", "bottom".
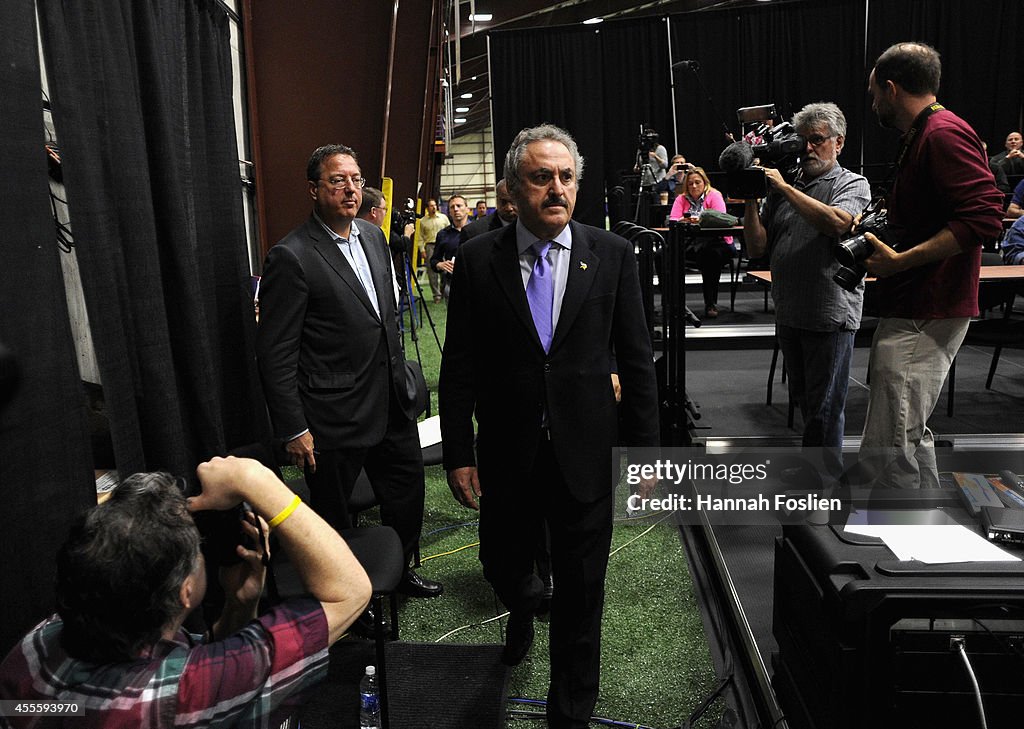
[{"left": 673, "top": 60, "right": 734, "bottom": 141}]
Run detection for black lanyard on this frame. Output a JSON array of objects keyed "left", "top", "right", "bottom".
[{"left": 877, "top": 102, "right": 945, "bottom": 201}]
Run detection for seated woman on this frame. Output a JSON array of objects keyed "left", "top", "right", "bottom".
[{"left": 669, "top": 167, "right": 734, "bottom": 318}]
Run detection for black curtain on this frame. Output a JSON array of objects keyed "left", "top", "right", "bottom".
[
  {"left": 670, "top": 0, "right": 867, "bottom": 183},
  {"left": 600, "top": 18, "right": 674, "bottom": 188},
  {"left": 0, "top": 0, "right": 95, "bottom": 652},
  {"left": 490, "top": 26, "right": 607, "bottom": 226},
  {"left": 865, "top": 0, "right": 1024, "bottom": 170},
  {"left": 37, "top": 0, "right": 268, "bottom": 477}
]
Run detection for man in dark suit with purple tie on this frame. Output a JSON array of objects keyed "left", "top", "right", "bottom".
[{"left": 439, "top": 124, "right": 659, "bottom": 729}]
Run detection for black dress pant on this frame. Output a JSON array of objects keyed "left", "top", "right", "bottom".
[
  {"left": 479, "top": 434, "right": 614, "bottom": 729},
  {"left": 305, "top": 395, "right": 424, "bottom": 565},
  {"left": 696, "top": 239, "right": 734, "bottom": 309}
]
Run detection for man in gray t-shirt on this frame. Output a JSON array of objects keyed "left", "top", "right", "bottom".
[{"left": 744, "top": 102, "right": 871, "bottom": 451}]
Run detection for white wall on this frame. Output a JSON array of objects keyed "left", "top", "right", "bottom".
[{"left": 439, "top": 125, "right": 496, "bottom": 207}]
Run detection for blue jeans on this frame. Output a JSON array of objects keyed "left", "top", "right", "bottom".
[{"left": 777, "top": 325, "right": 855, "bottom": 450}]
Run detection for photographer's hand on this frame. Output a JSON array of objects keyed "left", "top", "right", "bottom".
[
  {"left": 863, "top": 233, "right": 902, "bottom": 277},
  {"left": 864, "top": 227, "right": 962, "bottom": 278},
  {"left": 768, "top": 167, "right": 857, "bottom": 238},
  {"left": 763, "top": 167, "right": 787, "bottom": 191},
  {"left": 190, "top": 456, "right": 372, "bottom": 645},
  {"left": 212, "top": 511, "right": 268, "bottom": 639}
]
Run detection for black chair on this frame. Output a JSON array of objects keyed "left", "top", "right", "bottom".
[
  {"left": 340, "top": 525, "right": 404, "bottom": 728},
  {"left": 945, "top": 254, "right": 1019, "bottom": 416},
  {"left": 228, "top": 443, "right": 404, "bottom": 728},
  {"left": 947, "top": 298, "right": 1023, "bottom": 417}
]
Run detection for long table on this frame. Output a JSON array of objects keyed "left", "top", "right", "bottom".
[{"left": 746, "top": 264, "right": 1024, "bottom": 285}]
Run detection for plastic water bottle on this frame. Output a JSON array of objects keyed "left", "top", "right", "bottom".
[{"left": 359, "top": 665, "right": 381, "bottom": 729}]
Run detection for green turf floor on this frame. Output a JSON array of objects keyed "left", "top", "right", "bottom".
[{"left": 384, "top": 294, "right": 719, "bottom": 727}]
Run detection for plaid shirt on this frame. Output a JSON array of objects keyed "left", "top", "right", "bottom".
[{"left": 0, "top": 598, "right": 328, "bottom": 729}]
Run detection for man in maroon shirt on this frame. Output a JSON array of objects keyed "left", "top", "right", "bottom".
[{"left": 861, "top": 42, "right": 1004, "bottom": 488}]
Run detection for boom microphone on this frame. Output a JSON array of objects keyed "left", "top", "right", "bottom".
[{"left": 718, "top": 141, "right": 754, "bottom": 172}]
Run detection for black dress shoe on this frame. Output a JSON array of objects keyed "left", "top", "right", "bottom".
[
  {"left": 501, "top": 611, "right": 534, "bottom": 666},
  {"left": 398, "top": 569, "right": 443, "bottom": 598}
]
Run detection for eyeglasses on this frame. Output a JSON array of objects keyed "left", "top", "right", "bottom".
[
  {"left": 320, "top": 175, "right": 366, "bottom": 190},
  {"left": 804, "top": 134, "right": 834, "bottom": 147},
  {"left": 372, "top": 205, "right": 388, "bottom": 212}
]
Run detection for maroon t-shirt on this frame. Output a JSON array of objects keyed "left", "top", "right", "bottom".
[{"left": 877, "top": 109, "right": 1004, "bottom": 319}]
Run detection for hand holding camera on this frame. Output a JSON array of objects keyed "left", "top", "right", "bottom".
[{"left": 832, "top": 203, "right": 891, "bottom": 291}]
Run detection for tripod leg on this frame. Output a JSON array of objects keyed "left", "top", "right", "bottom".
[{"left": 406, "top": 250, "right": 443, "bottom": 352}]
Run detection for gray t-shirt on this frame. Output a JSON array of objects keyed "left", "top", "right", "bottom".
[{"left": 762, "top": 163, "right": 871, "bottom": 331}]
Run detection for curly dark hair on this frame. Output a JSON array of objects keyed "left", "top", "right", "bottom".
[{"left": 56, "top": 472, "right": 201, "bottom": 662}]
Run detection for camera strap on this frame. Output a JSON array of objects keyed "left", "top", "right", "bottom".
[
  {"left": 895, "top": 102, "right": 944, "bottom": 170},
  {"left": 877, "top": 103, "right": 945, "bottom": 200}
]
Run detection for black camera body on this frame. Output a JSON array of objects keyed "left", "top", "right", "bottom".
[
  {"left": 639, "top": 128, "right": 660, "bottom": 153},
  {"left": 180, "top": 476, "right": 260, "bottom": 566},
  {"left": 672, "top": 161, "right": 695, "bottom": 176},
  {"left": 750, "top": 122, "right": 804, "bottom": 173},
  {"left": 722, "top": 122, "right": 805, "bottom": 199},
  {"left": 833, "top": 205, "right": 890, "bottom": 292}
]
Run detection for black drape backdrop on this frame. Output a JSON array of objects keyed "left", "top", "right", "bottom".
[
  {"left": 0, "top": 0, "right": 95, "bottom": 653},
  {"left": 599, "top": 19, "right": 674, "bottom": 190},
  {"left": 490, "top": 0, "right": 1022, "bottom": 211},
  {"left": 490, "top": 20, "right": 675, "bottom": 227},
  {"left": 864, "top": 0, "right": 1024, "bottom": 171},
  {"left": 490, "top": 26, "right": 607, "bottom": 226},
  {"left": 37, "top": 0, "right": 267, "bottom": 478},
  {"left": 670, "top": 0, "right": 868, "bottom": 181}
]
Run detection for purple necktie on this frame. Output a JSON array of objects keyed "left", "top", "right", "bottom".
[{"left": 526, "top": 241, "right": 554, "bottom": 352}]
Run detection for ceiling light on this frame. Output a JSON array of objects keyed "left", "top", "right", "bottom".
[
  {"left": 455, "top": 107, "right": 470, "bottom": 113},
  {"left": 583, "top": 17, "right": 603, "bottom": 24},
  {"left": 468, "top": 14, "right": 492, "bottom": 21},
  {"left": 460, "top": 92, "right": 473, "bottom": 99},
  {"left": 454, "top": 118, "right": 468, "bottom": 124}
]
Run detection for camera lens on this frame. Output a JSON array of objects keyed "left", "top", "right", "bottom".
[
  {"left": 835, "top": 234, "right": 873, "bottom": 267},
  {"left": 832, "top": 265, "right": 865, "bottom": 292}
]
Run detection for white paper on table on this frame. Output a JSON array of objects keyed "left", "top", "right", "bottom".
[{"left": 844, "top": 518, "right": 1020, "bottom": 564}]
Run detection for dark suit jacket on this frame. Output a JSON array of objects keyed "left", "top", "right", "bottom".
[
  {"left": 460, "top": 212, "right": 505, "bottom": 242},
  {"left": 439, "top": 220, "right": 659, "bottom": 502},
  {"left": 256, "top": 216, "right": 415, "bottom": 449}
]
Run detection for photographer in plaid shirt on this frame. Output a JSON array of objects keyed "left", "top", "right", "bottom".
[{"left": 0, "top": 456, "right": 370, "bottom": 728}]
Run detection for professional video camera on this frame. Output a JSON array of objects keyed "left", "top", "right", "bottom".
[
  {"left": 719, "top": 121, "right": 805, "bottom": 199},
  {"left": 392, "top": 197, "right": 417, "bottom": 232},
  {"left": 832, "top": 200, "right": 891, "bottom": 292},
  {"left": 638, "top": 127, "right": 660, "bottom": 153},
  {"left": 750, "top": 122, "right": 804, "bottom": 170}
]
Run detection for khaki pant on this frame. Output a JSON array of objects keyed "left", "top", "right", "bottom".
[{"left": 860, "top": 316, "right": 969, "bottom": 488}]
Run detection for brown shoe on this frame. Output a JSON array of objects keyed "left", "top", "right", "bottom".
[{"left": 705, "top": 305, "right": 719, "bottom": 319}]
